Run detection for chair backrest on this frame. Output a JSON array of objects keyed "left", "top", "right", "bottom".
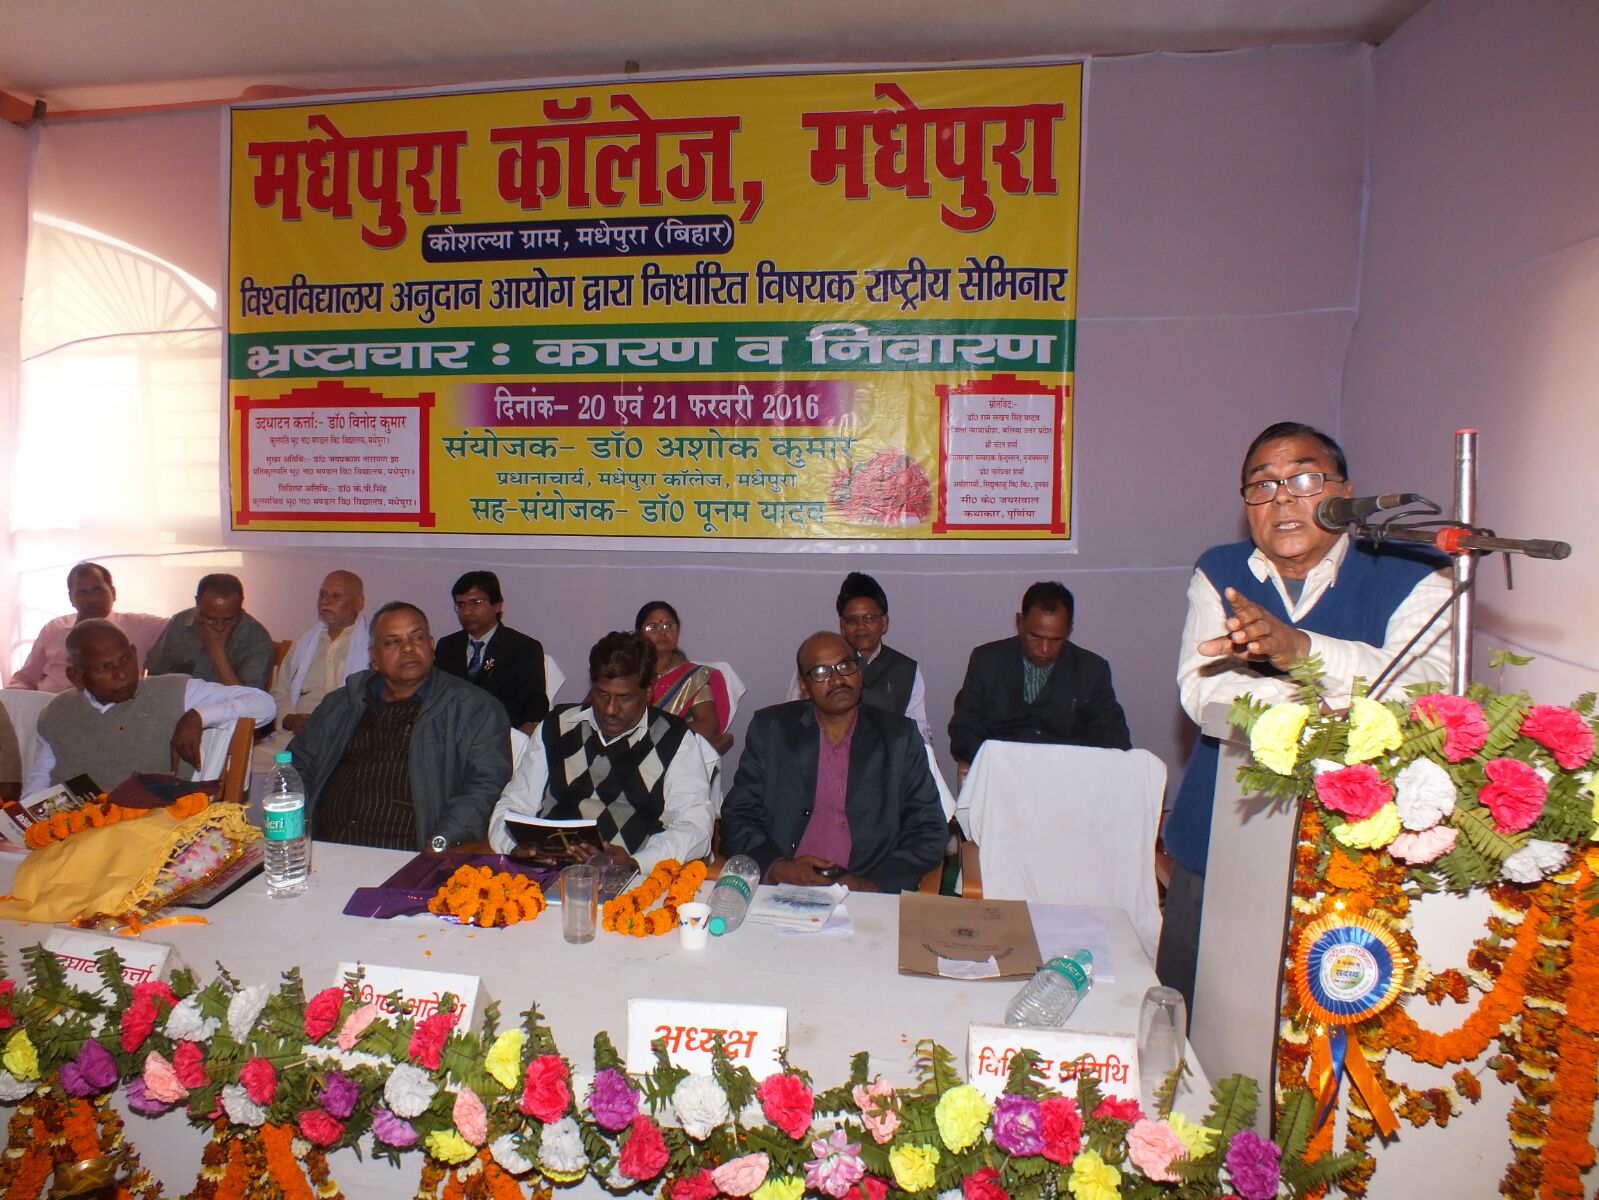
[
  {"left": 0, "top": 690, "right": 55, "bottom": 783},
  {"left": 701, "top": 661, "right": 747, "bottom": 724},
  {"left": 216, "top": 718, "right": 256, "bottom": 805},
  {"left": 925, "top": 743, "right": 956, "bottom": 822},
  {"left": 959, "top": 742, "right": 1166, "bottom": 960},
  {"left": 196, "top": 719, "right": 241, "bottom": 781},
  {"left": 544, "top": 653, "right": 566, "bottom": 702},
  {"left": 269, "top": 639, "right": 295, "bottom": 690},
  {"left": 509, "top": 725, "right": 531, "bottom": 772}
]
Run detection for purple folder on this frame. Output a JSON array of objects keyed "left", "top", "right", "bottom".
[{"left": 342, "top": 851, "right": 559, "bottom": 919}]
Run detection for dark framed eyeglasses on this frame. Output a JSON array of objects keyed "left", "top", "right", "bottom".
[
  {"left": 803, "top": 659, "right": 860, "bottom": 683},
  {"left": 1240, "top": 471, "right": 1345, "bottom": 505}
]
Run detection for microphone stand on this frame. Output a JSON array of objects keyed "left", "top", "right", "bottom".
[{"left": 1351, "top": 430, "right": 1571, "bottom": 695}]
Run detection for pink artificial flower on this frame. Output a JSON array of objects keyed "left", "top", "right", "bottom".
[
  {"left": 1127, "top": 1118, "right": 1187, "bottom": 1182},
  {"left": 758, "top": 1072, "right": 815, "bottom": 1140},
  {"left": 1389, "top": 826, "right": 1458, "bottom": 864},
  {"left": 1521, "top": 705, "right": 1596, "bottom": 770},
  {"left": 963, "top": 1167, "right": 1009, "bottom": 1200},
  {"left": 1411, "top": 694, "right": 1489, "bottom": 761},
  {"left": 619, "top": 1114, "right": 669, "bottom": 1181},
  {"left": 303, "top": 987, "right": 345, "bottom": 1042},
  {"left": 298, "top": 1106, "right": 345, "bottom": 1147},
  {"left": 1314, "top": 763, "right": 1393, "bottom": 820},
  {"left": 669, "top": 1171, "right": 718, "bottom": 1200},
  {"left": 408, "top": 1008, "right": 458, "bottom": 1070},
  {"left": 142, "top": 1051, "right": 189, "bottom": 1105},
  {"left": 335, "top": 1002, "right": 383, "bottom": 1052},
  {"left": 1093, "top": 1096, "right": 1145, "bottom": 1123},
  {"left": 851, "top": 1079, "right": 901, "bottom": 1144},
  {"left": 239, "top": 1057, "right": 277, "bottom": 1107},
  {"left": 172, "top": 1041, "right": 208, "bottom": 1090},
  {"left": 711, "top": 1154, "right": 771, "bottom": 1197},
  {"left": 1480, "top": 758, "right": 1547, "bottom": 833},
  {"left": 519, "top": 1055, "right": 571, "bottom": 1122},
  {"left": 1038, "top": 1096, "right": 1082, "bottom": 1164},
  {"left": 453, "top": 1085, "right": 488, "bottom": 1146}
]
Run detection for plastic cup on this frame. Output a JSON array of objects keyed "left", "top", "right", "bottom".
[
  {"left": 560, "top": 864, "right": 600, "bottom": 944},
  {"left": 678, "top": 901, "right": 711, "bottom": 950}
]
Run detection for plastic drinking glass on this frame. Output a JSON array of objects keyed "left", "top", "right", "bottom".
[
  {"left": 677, "top": 901, "right": 711, "bottom": 949},
  {"left": 1137, "top": 985, "right": 1187, "bottom": 1105},
  {"left": 561, "top": 863, "right": 600, "bottom": 944}
]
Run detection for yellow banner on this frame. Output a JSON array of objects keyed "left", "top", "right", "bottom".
[{"left": 227, "top": 64, "right": 1081, "bottom": 543}]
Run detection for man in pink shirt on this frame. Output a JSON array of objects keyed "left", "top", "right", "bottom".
[{"left": 6, "top": 563, "right": 168, "bottom": 693}]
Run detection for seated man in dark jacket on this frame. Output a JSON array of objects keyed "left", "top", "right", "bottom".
[
  {"left": 948, "top": 580, "right": 1131, "bottom": 772},
  {"left": 290, "top": 601, "right": 511, "bottom": 852},
  {"left": 721, "top": 631, "right": 946, "bottom": 894}
]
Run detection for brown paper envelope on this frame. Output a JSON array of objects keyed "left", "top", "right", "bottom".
[{"left": 897, "top": 892, "right": 1043, "bottom": 979}]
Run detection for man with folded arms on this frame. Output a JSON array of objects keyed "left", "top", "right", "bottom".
[
  {"left": 146, "top": 574, "right": 275, "bottom": 691},
  {"left": 271, "top": 570, "right": 368, "bottom": 735},
  {"left": 722, "top": 631, "right": 946, "bottom": 894},
  {"left": 489, "top": 631, "right": 712, "bottom": 873},
  {"left": 291, "top": 602, "right": 510, "bottom": 853},
  {"left": 24, "top": 620, "right": 274, "bottom": 796},
  {"left": 6, "top": 562, "right": 167, "bottom": 693},
  {"left": 1157, "top": 421, "right": 1451, "bottom": 1011}
]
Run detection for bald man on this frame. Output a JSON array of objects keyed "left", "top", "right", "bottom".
[
  {"left": 25, "top": 620, "right": 275, "bottom": 797},
  {"left": 271, "top": 570, "right": 369, "bottom": 735}
]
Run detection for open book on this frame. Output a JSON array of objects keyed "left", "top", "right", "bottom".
[{"left": 502, "top": 815, "right": 605, "bottom": 865}]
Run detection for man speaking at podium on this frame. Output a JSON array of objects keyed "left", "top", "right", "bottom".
[{"left": 1156, "top": 421, "right": 1452, "bottom": 1011}]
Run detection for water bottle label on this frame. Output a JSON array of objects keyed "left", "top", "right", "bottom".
[
  {"left": 713, "top": 874, "right": 752, "bottom": 902},
  {"left": 1043, "top": 957, "right": 1089, "bottom": 990},
  {"left": 265, "top": 807, "right": 305, "bottom": 841}
]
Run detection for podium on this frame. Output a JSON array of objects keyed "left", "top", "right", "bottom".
[{"left": 1188, "top": 705, "right": 1301, "bottom": 1124}]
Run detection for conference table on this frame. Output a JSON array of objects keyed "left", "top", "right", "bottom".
[{"left": 0, "top": 844, "right": 1207, "bottom": 1199}]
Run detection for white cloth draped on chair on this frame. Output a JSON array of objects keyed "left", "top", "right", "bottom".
[
  {"left": 544, "top": 654, "right": 566, "bottom": 703},
  {"left": 0, "top": 690, "right": 53, "bottom": 784},
  {"left": 701, "top": 661, "right": 746, "bottom": 724},
  {"left": 957, "top": 742, "right": 1166, "bottom": 959}
]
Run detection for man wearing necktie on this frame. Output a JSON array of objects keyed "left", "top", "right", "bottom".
[{"left": 434, "top": 571, "right": 549, "bottom": 733}]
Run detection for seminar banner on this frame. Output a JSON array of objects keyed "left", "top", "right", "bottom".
[{"left": 227, "top": 63, "right": 1081, "bottom": 546}]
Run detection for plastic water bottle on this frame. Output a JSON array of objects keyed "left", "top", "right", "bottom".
[
  {"left": 707, "top": 855, "right": 761, "bottom": 936},
  {"left": 1005, "top": 949, "right": 1094, "bottom": 1028},
  {"left": 261, "top": 751, "right": 310, "bottom": 898}
]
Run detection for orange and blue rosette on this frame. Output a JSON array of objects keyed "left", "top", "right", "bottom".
[{"left": 1294, "top": 911, "right": 1408, "bottom": 1138}]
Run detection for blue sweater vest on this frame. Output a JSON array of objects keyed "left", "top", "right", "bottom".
[{"left": 1164, "top": 538, "right": 1441, "bottom": 874}]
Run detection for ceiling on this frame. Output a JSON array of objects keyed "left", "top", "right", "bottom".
[{"left": 0, "top": 0, "right": 1429, "bottom": 115}]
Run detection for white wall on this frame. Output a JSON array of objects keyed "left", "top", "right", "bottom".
[{"left": 0, "top": 120, "right": 31, "bottom": 675}]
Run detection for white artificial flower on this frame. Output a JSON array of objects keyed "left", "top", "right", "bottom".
[
  {"left": 1394, "top": 757, "right": 1457, "bottom": 831},
  {"left": 491, "top": 1133, "right": 534, "bottom": 1176},
  {"left": 539, "top": 1117, "right": 588, "bottom": 1174},
  {"left": 226, "top": 985, "right": 271, "bottom": 1041},
  {"left": 384, "top": 1064, "right": 438, "bottom": 1119},
  {"left": 673, "top": 1073, "right": 731, "bottom": 1140},
  {"left": 1500, "top": 839, "right": 1570, "bottom": 884},
  {"left": 166, "top": 997, "right": 220, "bottom": 1043},
  {"left": 220, "top": 1083, "right": 266, "bottom": 1127},
  {"left": 0, "top": 1070, "right": 36, "bottom": 1101}
]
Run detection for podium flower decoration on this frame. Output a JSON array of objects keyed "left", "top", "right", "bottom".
[
  {"left": 1228, "top": 655, "right": 1599, "bottom": 1200},
  {"left": 0, "top": 947, "right": 1363, "bottom": 1200}
]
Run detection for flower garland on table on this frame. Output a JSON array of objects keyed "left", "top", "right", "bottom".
[
  {"left": 602, "top": 858, "right": 707, "bottom": 937},
  {"left": 1233, "top": 662, "right": 1599, "bottom": 1200},
  {"left": 428, "top": 865, "right": 547, "bottom": 928},
  {"left": 22, "top": 792, "right": 211, "bottom": 850},
  {"left": 0, "top": 943, "right": 1365, "bottom": 1200}
]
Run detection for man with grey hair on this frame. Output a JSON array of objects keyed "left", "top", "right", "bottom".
[
  {"left": 271, "top": 570, "right": 368, "bottom": 735},
  {"left": 24, "top": 620, "right": 274, "bottom": 796}
]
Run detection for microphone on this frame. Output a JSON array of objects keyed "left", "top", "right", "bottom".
[{"left": 1315, "top": 492, "right": 1425, "bottom": 531}]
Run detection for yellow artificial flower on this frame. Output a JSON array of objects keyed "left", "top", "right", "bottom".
[
  {"left": 752, "top": 1177, "right": 805, "bottom": 1200},
  {"left": 425, "top": 1128, "right": 477, "bottom": 1164},
  {"left": 542, "top": 1166, "right": 586, "bottom": 1184},
  {"left": 1332, "top": 802, "right": 1402, "bottom": 850},
  {"left": 1250, "top": 703, "right": 1310, "bottom": 775},
  {"left": 484, "top": 1029, "right": 525, "bottom": 1090},
  {"left": 1166, "top": 1112, "right": 1218, "bottom": 1157},
  {"left": 2, "top": 1032, "right": 37, "bottom": 1081},
  {"left": 888, "top": 1143, "right": 940, "bottom": 1193},
  {"left": 933, "top": 1083, "right": 991, "bottom": 1153},
  {"left": 1067, "top": 1149, "right": 1121, "bottom": 1200},
  {"left": 1345, "top": 697, "right": 1402, "bottom": 764}
]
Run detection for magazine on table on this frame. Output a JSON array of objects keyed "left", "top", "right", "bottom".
[
  {"left": 0, "top": 773, "right": 101, "bottom": 851},
  {"left": 747, "top": 883, "right": 849, "bottom": 931}
]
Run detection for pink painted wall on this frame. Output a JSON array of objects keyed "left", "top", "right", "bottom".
[
  {"left": 4, "top": 46, "right": 1372, "bottom": 785},
  {"left": 1346, "top": 0, "right": 1599, "bottom": 702}
]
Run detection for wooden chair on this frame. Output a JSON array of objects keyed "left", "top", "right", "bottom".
[
  {"left": 217, "top": 717, "right": 256, "bottom": 807},
  {"left": 269, "top": 639, "right": 294, "bottom": 690}
]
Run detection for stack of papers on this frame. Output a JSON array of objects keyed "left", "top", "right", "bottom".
[{"left": 747, "top": 883, "right": 849, "bottom": 931}]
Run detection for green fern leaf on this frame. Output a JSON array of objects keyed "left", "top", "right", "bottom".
[
  {"left": 1274, "top": 1088, "right": 1315, "bottom": 1162},
  {"left": 1201, "top": 1074, "right": 1259, "bottom": 1142},
  {"left": 1454, "top": 806, "right": 1529, "bottom": 865},
  {"left": 1572, "top": 692, "right": 1595, "bottom": 716}
]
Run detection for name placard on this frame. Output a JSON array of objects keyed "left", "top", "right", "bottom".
[
  {"left": 336, "top": 961, "right": 484, "bottom": 1027},
  {"left": 626, "top": 998, "right": 786, "bottom": 1076},
  {"left": 43, "top": 931, "right": 174, "bottom": 997},
  {"left": 967, "top": 1023, "right": 1140, "bottom": 1103}
]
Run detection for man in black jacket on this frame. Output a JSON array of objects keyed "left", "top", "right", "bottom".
[
  {"left": 435, "top": 571, "right": 548, "bottom": 732},
  {"left": 721, "top": 631, "right": 946, "bottom": 894},
  {"left": 948, "top": 581, "right": 1131, "bottom": 772}
]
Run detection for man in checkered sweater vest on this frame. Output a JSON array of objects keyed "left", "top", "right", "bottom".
[{"left": 489, "top": 631, "right": 713, "bottom": 872}]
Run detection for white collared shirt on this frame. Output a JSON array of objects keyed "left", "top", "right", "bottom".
[
  {"left": 1178, "top": 534, "right": 1454, "bottom": 720},
  {"left": 488, "top": 705, "right": 713, "bottom": 872}
]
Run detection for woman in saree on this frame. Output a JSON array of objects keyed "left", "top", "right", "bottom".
[{"left": 634, "top": 601, "right": 733, "bottom": 754}]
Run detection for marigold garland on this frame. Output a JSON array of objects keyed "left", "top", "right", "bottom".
[
  {"left": 23, "top": 792, "right": 210, "bottom": 850},
  {"left": 428, "top": 865, "right": 547, "bottom": 928},
  {"left": 602, "top": 858, "right": 707, "bottom": 937}
]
